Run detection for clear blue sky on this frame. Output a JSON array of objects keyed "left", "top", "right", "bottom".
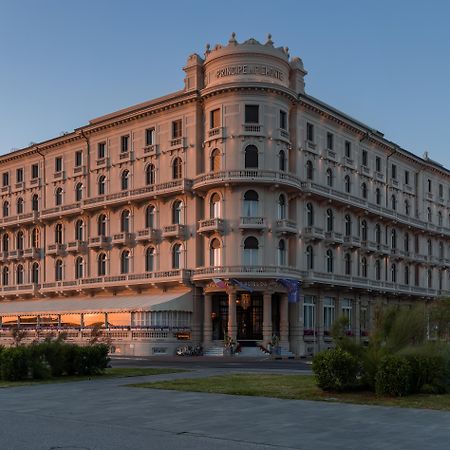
[{"left": 1, "top": 0, "right": 449, "bottom": 165}]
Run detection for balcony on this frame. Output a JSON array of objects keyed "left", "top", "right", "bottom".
[
  {"left": 360, "top": 240, "right": 377, "bottom": 253},
  {"left": 8, "top": 249, "right": 24, "bottom": 261},
  {"left": 162, "top": 224, "right": 186, "bottom": 240},
  {"left": 322, "top": 148, "right": 337, "bottom": 161},
  {"left": 343, "top": 236, "right": 361, "bottom": 248},
  {"left": 96, "top": 157, "right": 110, "bottom": 168},
  {"left": 390, "top": 248, "right": 402, "bottom": 260},
  {"left": 241, "top": 124, "right": 264, "bottom": 137},
  {"left": 303, "top": 140, "right": 319, "bottom": 155},
  {"left": 239, "top": 217, "right": 266, "bottom": 231},
  {"left": 324, "top": 231, "right": 344, "bottom": 245},
  {"left": 112, "top": 232, "right": 134, "bottom": 246},
  {"left": 167, "top": 137, "right": 187, "bottom": 152},
  {"left": 360, "top": 165, "right": 371, "bottom": 176},
  {"left": 41, "top": 203, "right": 81, "bottom": 221},
  {"left": 0, "top": 211, "right": 39, "bottom": 228},
  {"left": 274, "top": 128, "right": 290, "bottom": 143},
  {"left": 375, "top": 243, "right": 390, "bottom": 255},
  {"left": 302, "top": 226, "right": 324, "bottom": 241},
  {"left": 14, "top": 181, "right": 25, "bottom": 191},
  {"left": 29, "top": 177, "right": 41, "bottom": 187},
  {"left": 66, "top": 240, "right": 88, "bottom": 254},
  {"left": 23, "top": 248, "right": 42, "bottom": 259},
  {"left": 197, "top": 218, "right": 225, "bottom": 235},
  {"left": 136, "top": 228, "right": 159, "bottom": 242},
  {"left": 53, "top": 171, "right": 65, "bottom": 181},
  {"left": 88, "top": 236, "right": 111, "bottom": 249},
  {"left": 341, "top": 156, "right": 354, "bottom": 168},
  {"left": 47, "top": 243, "right": 66, "bottom": 256},
  {"left": 275, "top": 219, "right": 297, "bottom": 235},
  {"left": 0, "top": 251, "right": 8, "bottom": 262},
  {"left": 1, "top": 186, "right": 10, "bottom": 195},
  {"left": 118, "top": 151, "right": 134, "bottom": 163},
  {"left": 206, "top": 127, "right": 225, "bottom": 142},
  {"left": 73, "top": 165, "right": 87, "bottom": 176},
  {"left": 1, "top": 283, "right": 40, "bottom": 298},
  {"left": 143, "top": 144, "right": 159, "bottom": 156}
]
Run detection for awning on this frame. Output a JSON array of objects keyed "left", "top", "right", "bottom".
[{"left": 0, "top": 290, "right": 193, "bottom": 316}]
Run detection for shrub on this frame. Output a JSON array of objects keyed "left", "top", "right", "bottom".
[
  {"left": 78, "top": 344, "right": 110, "bottom": 375},
  {"left": 39, "top": 341, "right": 67, "bottom": 377},
  {"left": 312, "top": 347, "right": 359, "bottom": 392},
  {"left": 375, "top": 355, "right": 411, "bottom": 397},
  {"left": 27, "top": 344, "right": 51, "bottom": 380},
  {"left": 0, "top": 347, "right": 29, "bottom": 381}
]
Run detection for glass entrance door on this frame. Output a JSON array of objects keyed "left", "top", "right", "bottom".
[{"left": 236, "top": 294, "right": 263, "bottom": 341}]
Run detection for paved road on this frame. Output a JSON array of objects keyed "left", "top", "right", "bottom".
[{"left": 1, "top": 368, "right": 449, "bottom": 449}]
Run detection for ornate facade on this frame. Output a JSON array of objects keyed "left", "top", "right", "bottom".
[{"left": 0, "top": 34, "right": 448, "bottom": 356}]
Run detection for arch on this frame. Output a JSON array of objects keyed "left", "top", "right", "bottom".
[
  {"left": 2, "top": 266, "right": 8, "bottom": 286},
  {"left": 326, "top": 168, "right": 333, "bottom": 187},
  {"left": 361, "top": 219, "right": 368, "bottom": 241},
  {"left": 243, "top": 190, "right": 259, "bottom": 217},
  {"left": 75, "top": 182, "right": 83, "bottom": 202},
  {"left": 306, "top": 160, "right": 314, "bottom": 180},
  {"left": 361, "top": 257, "right": 368, "bottom": 278},
  {"left": 344, "top": 214, "right": 352, "bottom": 236},
  {"left": 438, "top": 210, "right": 443, "bottom": 226},
  {"left": 344, "top": 175, "right": 351, "bottom": 193},
  {"left": 210, "top": 193, "right": 221, "bottom": 219},
  {"left": 172, "top": 243, "right": 182, "bottom": 269},
  {"left": 55, "top": 259, "right": 63, "bottom": 281},
  {"left": 98, "top": 214, "right": 107, "bottom": 236},
  {"left": 326, "top": 208, "right": 334, "bottom": 232},
  {"left": 98, "top": 252, "right": 107, "bottom": 276},
  {"left": 2, "top": 200, "right": 9, "bottom": 217},
  {"left": 145, "top": 246, "right": 156, "bottom": 272},
  {"left": 244, "top": 145, "right": 258, "bottom": 169},
  {"left": 145, "top": 205, "right": 156, "bottom": 228},
  {"left": 278, "top": 194, "right": 286, "bottom": 220},
  {"left": 306, "top": 245, "right": 314, "bottom": 269},
  {"left": 278, "top": 150, "right": 287, "bottom": 172},
  {"left": 210, "top": 238, "right": 222, "bottom": 266},
  {"left": 31, "top": 227, "right": 40, "bottom": 248},
  {"left": 326, "top": 249, "right": 334, "bottom": 273},
  {"left": 145, "top": 163, "right": 156, "bottom": 185},
  {"left": 2, "top": 233, "right": 9, "bottom": 252},
  {"left": 172, "top": 157, "right": 182, "bottom": 179},
  {"left": 32, "top": 194, "right": 39, "bottom": 211},
  {"left": 120, "top": 249, "right": 130, "bottom": 274},
  {"left": 16, "top": 264, "right": 24, "bottom": 285},
  {"left": 427, "top": 207, "right": 432, "bottom": 223},
  {"left": 306, "top": 203, "right": 314, "bottom": 226},
  {"left": 344, "top": 252, "right": 351, "bottom": 275},
  {"left": 75, "top": 219, "right": 84, "bottom": 241},
  {"left": 210, "top": 148, "right": 221, "bottom": 172},
  {"left": 172, "top": 200, "right": 183, "bottom": 225},
  {"left": 361, "top": 182, "right": 367, "bottom": 199},
  {"left": 16, "top": 197, "right": 24, "bottom": 215},
  {"left": 98, "top": 175, "right": 106, "bottom": 195},
  {"left": 31, "top": 262, "right": 39, "bottom": 284},
  {"left": 16, "top": 230, "right": 24, "bottom": 251},
  {"left": 75, "top": 257, "right": 84, "bottom": 279},
  {"left": 243, "top": 236, "right": 259, "bottom": 265},
  {"left": 55, "top": 187, "right": 63, "bottom": 206},
  {"left": 121, "top": 169, "right": 130, "bottom": 191},
  {"left": 121, "top": 209, "right": 131, "bottom": 233}
]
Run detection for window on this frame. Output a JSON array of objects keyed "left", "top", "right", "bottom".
[
  {"left": 210, "top": 149, "right": 221, "bottom": 172},
  {"left": 121, "top": 250, "right": 130, "bottom": 274},
  {"left": 326, "top": 168, "right": 333, "bottom": 187},
  {"left": 245, "top": 105, "right": 259, "bottom": 123},
  {"left": 303, "top": 296, "right": 315, "bottom": 330},
  {"left": 427, "top": 179, "right": 432, "bottom": 193},
  {"left": 375, "top": 156, "right": 381, "bottom": 172},
  {"left": 326, "top": 209, "right": 334, "bottom": 232},
  {"left": 375, "top": 224, "right": 381, "bottom": 244},
  {"left": 172, "top": 157, "right": 182, "bottom": 179},
  {"left": 375, "top": 188, "right": 381, "bottom": 205},
  {"left": 75, "top": 220, "right": 84, "bottom": 241},
  {"left": 55, "top": 187, "right": 63, "bottom": 206},
  {"left": 438, "top": 211, "right": 443, "bottom": 226},
  {"left": 74, "top": 151, "right": 83, "bottom": 167},
  {"left": 75, "top": 183, "right": 83, "bottom": 202},
  {"left": 2, "top": 233, "right": 9, "bottom": 252},
  {"left": 404, "top": 170, "right": 409, "bottom": 185},
  {"left": 427, "top": 269, "right": 432, "bottom": 288},
  {"left": 16, "top": 231, "right": 24, "bottom": 250},
  {"left": 375, "top": 259, "right": 381, "bottom": 280},
  {"left": 75, "top": 257, "right": 84, "bottom": 279},
  {"left": 344, "top": 215, "right": 352, "bottom": 236},
  {"left": 55, "top": 223, "right": 63, "bottom": 244},
  {"left": 405, "top": 199, "right": 410, "bottom": 216},
  {"left": 121, "top": 170, "right": 129, "bottom": 191},
  {"left": 145, "top": 247, "right": 155, "bottom": 272},
  {"left": 391, "top": 229, "right": 397, "bottom": 249},
  {"left": 344, "top": 253, "right": 351, "bottom": 275},
  {"left": 16, "top": 265, "right": 24, "bottom": 285},
  {"left": 210, "top": 109, "right": 220, "bottom": 129},
  {"left": 306, "top": 245, "right": 314, "bottom": 269},
  {"left": 121, "top": 210, "right": 131, "bottom": 233},
  {"left": 341, "top": 299, "right": 352, "bottom": 330},
  {"left": 345, "top": 141, "right": 351, "bottom": 158},
  {"left": 146, "top": 164, "right": 156, "bottom": 185},
  {"left": 172, "top": 200, "right": 183, "bottom": 224},
  {"left": 404, "top": 232, "right": 410, "bottom": 252},
  {"left": 31, "top": 163, "right": 39, "bottom": 179},
  {"left": 120, "top": 135, "right": 129, "bottom": 153},
  {"left": 97, "top": 142, "right": 106, "bottom": 159},
  {"left": 361, "top": 182, "right": 367, "bottom": 199},
  {"left": 306, "top": 122, "right": 314, "bottom": 142},
  {"left": 415, "top": 235, "right": 420, "bottom": 253},
  {"left": 326, "top": 249, "right": 334, "bottom": 273},
  {"left": 98, "top": 175, "right": 106, "bottom": 195},
  {"left": 16, "top": 198, "right": 23, "bottom": 215},
  {"left": 145, "top": 205, "right": 155, "bottom": 228},
  {"left": 31, "top": 262, "right": 39, "bottom": 284},
  {"left": 362, "top": 150, "right": 368, "bottom": 166},
  {"left": 278, "top": 150, "right": 287, "bottom": 171},
  {"left": 326, "top": 132, "right": 333, "bottom": 150},
  {"left": 32, "top": 194, "right": 39, "bottom": 211},
  {"left": 391, "top": 264, "right": 397, "bottom": 283},
  {"left": 172, "top": 119, "right": 182, "bottom": 138},
  {"left": 306, "top": 203, "right": 314, "bottom": 226},
  {"left": 415, "top": 265, "right": 420, "bottom": 286},
  {"left": 439, "top": 184, "right": 444, "bottom": 198},
  {"left": 306, "top": 160, "right": 313, "bottom": 180},
  {"left": 210, "top": 194, "right": 221, "bottom": 219},
  {"left": 361, "top": 220, "right": 368, "bottom": 241},
  {"left": 439, "top": 241, "right": 444, "bottom": 258},
  {"left": 2, "top": 172, "right": 9, "bottom": 187},
  {"left": 404, "top": 265, "right": 409, "bottom": 285},
  {"left": 31, "top": 228, "right": 39, "bottom": 248},
  {"left": 323, "top": 297, "right": 335, "bottom": 331},
  {"left": 362, "top": 257, "right": 368, "bottom": 278},
  {"left": 16, "top": 168, "right": 24, "bottom": 183},
  {"left": 2, "top": 267, "right": 8, "bottom": 286},
  {"left": 279, "top": 110, "right": 287, "bottom": 130},
  {"left": 428, "top": 239, "right": 433, "bottom": 256},
  {"left": 243, "top": 236, "right": 259, "bottom": 265},
  {"left": 427, "top": 207, "right": 432, "bottom": 223},
  {"left": 391, "top": 164, "right": 397, "bottom": 179},
  {"left": 98, "top": 253, "right": 107, "bottom": 276},
  {"left": 210, "top": 238, "right": 221, "bottom": 266},
  {"left": 244, "top": 145, "right": 258, "bottom": 169},
  {"left": 172, "top": 243, "right": 182, "bottom": 269},
  {"left": 55, "top": 259, "right": 63, "bottom": 281},
  {"left": 277, "top": 194, "right": 286, "bottom": 220},
  {"left": 145, "top": 128, "right": 155, "bottom": 146},
  {"left": 277, "top": 239, "right": 287, "bottom": 266},
  {"left": 98, "top": 214, "right": 107, "bottom": 236},
  {"left": 55, "top": 157, "right": 63, "bottom": 173},
  {"left": 2, "top": 201, "right": 9, "bottom": 217},
  {"left": 344, "top": 175, "right": 351, "bottom": 193},
  {"left": 243, "top": 190, "right": 258, "bottom": 217},
  {"left": 391, "top": 194, "right": 397, "bottom": 211}
]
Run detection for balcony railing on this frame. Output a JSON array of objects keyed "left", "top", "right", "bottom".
[
  {"left": 143, "top": 144, "right": 159, "bottom": 156},
  {"left": 275, "top": 219, "right": 297, "bottom": 235},
  {"left": 241, "top": 124, "right": 263, "bottom": 135},
  {"left": 206, "top": 127, "right": 225, "bottom": 141},
  {"left": 66, "top": 240, "right": 88, "bottom": 253},
  {"left": 24, "top": 248, "right": 42, "bottom": 259},
  {"left": 343, "top": 236, "right": 361, "bottom": 248},
  {"left": 167, "top": 137, "right": 187, "bottom": 151},
  {"left": 162, "top": 224, "right": 186, "bottom": 239},
  {"left": 88, "top": 236, "right": 110, "bottom": 249},
  {"left": 41, "top": 203, "right": 81, "bottom": 220},
  {"left": 324, "top": 231, "right": 343, "bottom": 245},
  {"left": 47, "top": 243, "right": 66, "bottom": 256},
  {"left": 197, "top": 218, "right": 224, "bottom": 234},
  {"left": 112, "top": 232, "right": 134, "bottom": 246},
  {"left": 302, "top": 226, "right": 324, "bottom": 241},
  {"left": 136, "top": 228, "right": 159, "bottom": 242},
  {"left": 239, "top": 217, "right": 266, "bottom": 230}
]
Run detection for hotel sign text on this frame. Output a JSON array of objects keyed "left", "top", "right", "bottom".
[{"left": 216, "top": 64, "right": 284, "bottom": 81}]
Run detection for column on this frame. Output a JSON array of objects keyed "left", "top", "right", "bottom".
[
  {"left": 203, "top": 293, "right": 212, "bottom": 346},
  {"left": 227, "top": 291, "right": 237, "bottom": 341},
  {"left": 263, "top": 291, "right": 272, "bottom": 346},
  {"left": 280, "top": 293, "right": 289, "bottom": 349}
]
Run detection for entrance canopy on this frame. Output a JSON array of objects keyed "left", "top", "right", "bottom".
[{"left": 0, "top": 290, "right": 193, "bottom": 317}]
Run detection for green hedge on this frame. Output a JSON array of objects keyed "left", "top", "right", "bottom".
[
  {"left": 0, "top": 343, "right": 110, "bottom": 381},
  {"left": 375, "top": 355, "right": 411, "bottom": 397}
]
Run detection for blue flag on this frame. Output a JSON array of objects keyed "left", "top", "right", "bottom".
[
  {"left": 277, "top": 278, "right": 301, "bottom": 303},
  {"left": 230, "top": 279, "right": 254, "bottom": 293}
]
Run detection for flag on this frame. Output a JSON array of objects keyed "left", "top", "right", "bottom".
[
  {"left": 212, "top": 278, "right": 227, "bottom": 289},
  {"left": 277, "top": 278, "right": 301, "bottom": 303},
  {"left": 230, "top": 279, "right": 254, "bottom": 293}
]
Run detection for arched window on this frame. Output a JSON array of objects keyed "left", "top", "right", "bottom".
[
  {"left": 403, "top": 199, "right": 409, "bottom": 216},
  {"left": 210, "top": 149, "right": 221, "bottom": 172},
  {"left": 31, "top": 262, "right": 39, "bottom": 284},
  {"left": 344, "top": 215, "right": 352, "bottom": 236},
  {"left": 404, "top": 265, "right": 410, "bottom": 285},
  {"left": 391, "top": 264, "right": 397, "bottom": 283},
  {"left": 404, "top": 233, "right": 410, "bottom": 252},
  {"left": 210, "top": 194, "right": 221, "bottom": 219},
  {"left": 306, "top": 160, "right": 314, "bottom": 180},
  {"left": 2, "top": 267, "right": 8, "bottom": 286},
  {"left": 375, "top": 188, "right": 381, "bottom": 205},
  {"left": 439, "top": 241, "right": 444, "bottom": 258},
  {"left": 75, "top": 220, "right": 84, "bottom": 241},
  {"left": 427, "top": 207, "right": 432, "bottom": 223},
  {"left": 98, "top": 214, "right": 107, "bottom": 236},
  {"left": 145, "top": 247, "right": 155, "bottom": 272},
  {"left": 16, "top": 231, "right": 24, "bottom": 251},
  {"left": 326, "top": 168, "right": 333, "bottom": 187},
  {"left": 3, "top": 201, "right": 9, "bottom": 217},
  {"left": 375, "top": 223, "right": 381, "bottom": 244},
  {"left": 306, "top": 245, "right": 314, "bottom": 270},
  {"left": 306, "top": 203, "right": 314, "bottom": 226},
  {"left": 32, "top": 227, "right": 40, "bottom": 248},
  {"left": 361, "top": 183, "right": 367, "bottom": 199},
  {"left": 172, "top": 243, "right": 182, "bottom": 269},
  {"left": 172, "top": 200, "right": 183, "bottom": 224},
  {"left": 326, "top": 249, "right": 334, "bottom": 273},
  {"left": 428, "top": 269, "right": 433, "bottom": 288},
  {"left": 438, "top": 211, "right": 443, "bottom": 226},
  {"left": 145, "top": 205, "right": 156, "bottom": 228},
  {"left": 16, "top": 264, "right": 24, "bottom": 285},
  {"left": 55, "top": 259, "right": 63, "bottom": 281},
  {"left": 121, "top": 170, "right": 129, "bottom": 191},
  {"left": 391, "top": 229, "right": 397, "bottom": 249},
  {"left": 361, "top": 220, "right": 368, "bottom": 241},
  {"left": 98, "top": 175, "right": 106, "bottom": 195},
  {"left": 16, "top": 198, "right": 24, "bottom": 215},
  {"left": 244, "top": 145, "right": 258, "bottom": 169},
  {"left": 98, "top": 253, "right": 107, "bottom": 276},
  {"left": 344, "top": 175, "right": 351, "bottom": 193},
  {"left": 121, "top": 210, "right": 131, "bottom": 233},
  {"left": 391, "top": 194, "right": 397, "bottom": 211},
  {"left": 243, "top": 236, "right": 259, "bottom": 265},
  {"left": 278, "top": 150, "right": 286, "bottom": 172},
  {"left": 278, "top": 239, "right": 287, "bottom": 266},
  {"left": 344, "top": 253, "right": 351, "bottom": 275},
  {"left": 55, "top": 223, "right": 63, "bottom": 244},
  {"left": 278, "top": 194, "right": 286, "bottom": 220},
  {"left": 172, "top": 157, "right": 182, "bottom": 179},
  {"left": 375, "top": 259, "right": 381, "bottom": 280},
  {"left": 326, "top": 209, "right": 334, "bottom": 232},
  {"left": 75, "top": 182, "right": 83, "bottom": 202},
  {"left": 146, "top": 164, "right": 156, "bottom": 185},
  {"left": 32, "top": 194, "right": 39, "bottom": 211},
  {"left": 75, "top": 257, "right": 84, "bottom": 279},
  {"left": 55, "top": 187, "right": 63, "bottom": 206},
  {"left": 428, "top": 238, "right": 433, "bottom": 256},
  {"left": 362, "top": 257, "right": 368, "bottom": 278},
  {"left": 120, "top": 250, "right": 130, "bottom": 274},
  {"left": 243, "top": 190, "right": 259, "bottom": 217},
  {"left": 2, "top": 233, "right": 9, "bottom": 252},
  {"left": 210, "top": 238, "right": 221, "bottom": 266}
]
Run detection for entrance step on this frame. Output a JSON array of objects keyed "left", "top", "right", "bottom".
[
  {"left": 203, "top": 346, "right": 225, "bottom": 357},
  {"left": 237, "top": 346, "right": 269, "bottom": 358},
  {"left": 272, "top": 348, "right": 296, "bottom": 359}
]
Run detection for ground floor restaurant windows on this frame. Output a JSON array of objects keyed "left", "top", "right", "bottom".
[
  {"left": 323, "top": 297, "right": 335, "bottom": 335},
  {"left": 341, "top": 298, "right": 352, "bottom": 332},
  {"left": 303, "top": 295, "right": 315, "bottom": 335},
  {"left": 131, "top": 311, "right": 191, "bottom": 328}
]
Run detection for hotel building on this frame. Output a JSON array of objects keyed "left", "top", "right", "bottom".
[{"left": 0, "top": 34, "right": 447, "bottom": 356}]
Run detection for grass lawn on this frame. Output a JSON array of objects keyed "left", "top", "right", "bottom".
[
  {"left": 0, "top": 367, "right": 186, "bottom": 389},
  {"left": 130, "top": 373, "right": 450, "bottom": 411}
]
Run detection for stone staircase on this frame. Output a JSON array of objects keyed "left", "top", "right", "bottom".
[
  {"left": 236, "top": 346, "right": 270, "bottom": 358},
  {"left": 203, "top": 346, "right": 225, "bottom": 357}
]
